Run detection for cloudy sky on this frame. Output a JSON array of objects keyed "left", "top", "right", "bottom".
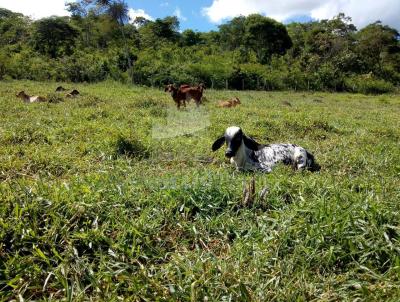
[{"left": 0, "top": 0, "right": 399, "bottom": 31}]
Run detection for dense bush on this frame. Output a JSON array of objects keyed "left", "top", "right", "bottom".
[{"left": 345, "top": 74, "right": 395, "bottom": 94}]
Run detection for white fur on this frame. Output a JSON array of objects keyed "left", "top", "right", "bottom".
[
  {"left": 29, "top": 96, "right": 40, "bottom": 103},
  {"left": 225, "top": 126, "right": 241, "bottom": 138}
]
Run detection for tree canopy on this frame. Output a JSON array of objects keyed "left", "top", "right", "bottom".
[
  {"left": 0, "top": 4, "right": 399, "bottom": 92},
  {"left": 31, "top": 17, "right": 79, "bottom": 58}
]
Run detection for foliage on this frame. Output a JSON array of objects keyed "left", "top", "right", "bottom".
[
  {"left": 345, "top": 74, "right": 395, "bottom": 94},
  {"left": 244, "top": 14, "right": 292, "bottom": 63},
  {"left": 31, "top": 17, "right": 79, "bottom": 58},
  {"left": 0, "top": 8, "right": 30, "bottom": 47},
  {"left": 0, "top": 7, "right": 399, "bottom": 92}
]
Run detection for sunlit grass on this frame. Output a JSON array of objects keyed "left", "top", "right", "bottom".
[{"left": 1, "top": 80, "right": 400, "bottom": 300}]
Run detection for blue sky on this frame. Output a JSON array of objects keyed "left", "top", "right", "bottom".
[
  {"left": 126, "top": 0, "right": 219, "bottom": 32},
  {"left": 126, "top": 0, "right": 315, "bottom": 32},
  {"left": 0, "top": 0, "right": 399, "bottom": 31}
]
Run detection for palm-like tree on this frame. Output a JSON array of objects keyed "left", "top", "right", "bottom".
[
  {"left": 96, "top": 0, "right": 133, "bottom": 79},
  {"left": 107, "top": 1, "right": 129, "bottom": 25}
]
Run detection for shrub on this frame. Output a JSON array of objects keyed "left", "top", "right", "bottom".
[
  {"left": 60, "top": 51, "right": 108, "bottom": 83},
  {"left": 0, "top": 50, "right": 9, "bottom": 80},
  {"left": 345, "top": 74, "right": 395, "bottom": 94}
]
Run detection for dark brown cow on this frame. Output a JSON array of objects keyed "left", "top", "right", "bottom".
[{"left": 165, "top": 83, "right": 205, "bottom": 109}]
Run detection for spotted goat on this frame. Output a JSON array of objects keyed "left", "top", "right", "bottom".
[{"left": 212, "top": 126, "right": 320, "bottom": 173}]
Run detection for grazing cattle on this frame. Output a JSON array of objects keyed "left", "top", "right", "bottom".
[
  {"left": 165, "top": 83, "right": 205, "bottom": 109},
  {"left": 16, "top": 91, "right": 47, "bottom": 103},
  {"left": 55, "top": 86, "right": 67, "bottom": 92},
  {"left": 217, "top": 97, "right": 241, "bottom": 108},
  {"left": 212, "top": 126, "right": 320, "bottom": 173}
]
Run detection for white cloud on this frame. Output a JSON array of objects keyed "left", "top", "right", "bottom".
[
  {"left": 128, "top": 8, "right": 154, "bottom": 23},
  {"left": 173, "top": 7, "right": 187, "bottom": 22},
  {"left": 0, "top": 0, "right": 73, "bottom": 19},
  {"left": 202, "top": 0, "right": 400, "bottom": 30},
  {"left": 0, "top": 1, "right": 156, "bottom": 25},
  {"left": 310, "top": 0, "right": 400, "bottom": 29}
]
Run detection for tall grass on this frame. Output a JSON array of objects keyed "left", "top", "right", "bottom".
[{"left": 0, "top": 81, "right": 399, "bottom": 300}]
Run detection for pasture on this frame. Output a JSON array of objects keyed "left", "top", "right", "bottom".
[{"left": 0, "top": 80, "right": 400, "bottom": 301}]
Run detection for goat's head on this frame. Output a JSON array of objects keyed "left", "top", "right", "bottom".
[
  {"left": 164, "top": 84, "right": 176, "bottom": 92},
  {"left": 212, "top": 126, "right": 260, "bottom": 158},
  {"left": 55, "top": 86, "right": 66, "bottom": 92},
  {"left": 16, "top": 91, "right": 27, "bottom": 98},
  {"left": 233, "top": 97, "right": 241, "bottom": 105}
]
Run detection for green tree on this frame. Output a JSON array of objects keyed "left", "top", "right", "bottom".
[
  {"left": 355, "top": 21, "right": 400, "bottom": 76},
  {"left": 0, "top": 8, "right": 30, "bottom": 46},
  {"left": 96, "top": 0, "right": 137, "bottom": 79},
  {"left": 218, "top": 16, "right": 246, "bottom": 50},
  {"left": 181, "top": 29, "right": 203, "bottom": 46},
  {"left": 139, "top": 16, "right": 180, "bottom": 47},
  {"left": 133, "top": 16, "right": 150, "bottom": 28},
  {"left": 31, "top": 17, "right": 79, "bottom": 58},
  {"left": 243, "top": 14, "right": 292, "bottom": 64},
  {"left": 66, "top": 0, "right": 97, "bottom": 47}
]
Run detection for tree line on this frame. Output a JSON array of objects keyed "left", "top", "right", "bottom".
[{"left": 1, "top": 0, "right": 399, "bottom": 93}]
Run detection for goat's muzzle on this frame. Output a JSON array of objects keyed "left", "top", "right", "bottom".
[{"left": 225, "top": 149, "right": 235, "bottom": 158}]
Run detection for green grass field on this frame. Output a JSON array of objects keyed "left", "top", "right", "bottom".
[{"left": 1, "top": 80, "right": 400, "bottom": 301}]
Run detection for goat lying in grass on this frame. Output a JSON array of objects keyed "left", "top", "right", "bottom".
[
  {"left": 16, "top": 91, "right": 47, "bottom": 103},
  {"left": 66, "top": 89, "right": 80, "bottom": 98},
  {"left": 55, "top": 86, "right": 67, "bottom": 92},
  {"left": 217, "top": 97, "right": 241, "bottom": 108},
  {"left": 56, "top": 86, "right": 80, "bottom": 98},
  {"left": 212, "top": 126, "right": 320, "bottom": 173}
]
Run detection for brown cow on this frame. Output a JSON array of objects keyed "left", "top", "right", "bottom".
[
  {"left": 217, "top": 97, "right": 241, "bottom": 108},
  {"left": 16, "top": 91, "right": 47, "bottom": 103},
  {"left": 165, "top": 83, "right": 205, "bottom": 109}
]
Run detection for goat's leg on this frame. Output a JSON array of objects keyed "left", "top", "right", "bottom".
[
  {"left": 259, "top": 163, "right": 273, "bottom": 173},
  {"left": 185, "top": 95, "right": 191, "bottom": 107}
]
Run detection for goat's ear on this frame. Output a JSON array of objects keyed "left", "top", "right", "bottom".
[
  {"left": 212, "top": 136, "right": 225, "bottom": 151},
  {"left": 306, "top": 150, "right": 321, "bottom": 172},
  {"left": 243, "top": 135, "right": 260, "bottom": 151}
]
